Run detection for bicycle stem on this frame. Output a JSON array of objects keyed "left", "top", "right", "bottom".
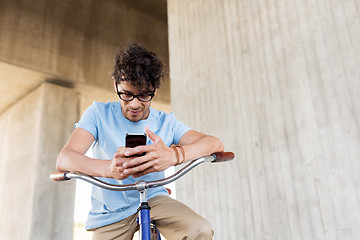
[{"left": 136, "top": 180, "right": 147, "bottom": 203}]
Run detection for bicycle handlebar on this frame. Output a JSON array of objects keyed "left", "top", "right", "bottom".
[
  {"left": 50, "top": 171, "right": 71, "bottom": 181},
  {"left": 211, "top": 152, "right": 235, "bottom": 162},
  {"left": 50, "top": 152, "right": 234, "bottom": 191}
]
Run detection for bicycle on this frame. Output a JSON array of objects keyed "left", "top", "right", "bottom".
[{"left": 50, "top": 151, "right": 235, "bottom": 240}]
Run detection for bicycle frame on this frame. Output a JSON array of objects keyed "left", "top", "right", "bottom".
[{"left": 51, "top": 152, "right": 234, "bottom": 240}]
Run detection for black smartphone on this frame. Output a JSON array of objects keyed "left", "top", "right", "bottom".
[{"left": 125, "top": 133, "right": 147, "bottom": 156}]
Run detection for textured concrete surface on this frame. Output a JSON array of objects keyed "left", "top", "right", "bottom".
[
  {"left": 2, "top": 0, "right": 359, "bottom": 239},
  {"left": 0, "top": 1, "right": 170, "bottom": 239},
  {"left": 0, "top": 0, "right": 170, "bottom": 115},
  {"left": 0, "top": 83, "right": 78, "bottom": 239},
  {"left": 168, "top": 0, "right": 360, "bottom": 239}
]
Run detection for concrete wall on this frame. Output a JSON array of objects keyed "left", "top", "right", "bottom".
[
  {"left": 168, "top": 0, "right": 360, "bottom": 239},
  {"left": 0, "top": 0, "right": 170, "bottom": 239},
  {"left": 0, "top": 83, "right": 78, "bottom": 240}
]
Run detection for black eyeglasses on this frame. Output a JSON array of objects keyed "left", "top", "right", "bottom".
[
  {"left": 117, "top": 91, "right": 155, "bottom": 102},
  {"left": 115, "top": 84, "right": 155, "bottom": 102}
]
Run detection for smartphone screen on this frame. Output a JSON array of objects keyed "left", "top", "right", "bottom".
[{"left": 125, "top": 133, "right": 147, "bottom": 156}]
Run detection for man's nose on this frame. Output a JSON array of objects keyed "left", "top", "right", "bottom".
[{"left": 130, "top": 97, "right": 142, "bottom": 108}]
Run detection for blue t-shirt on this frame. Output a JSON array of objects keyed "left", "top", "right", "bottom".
[{"left": 75, "top": 101, "right": 191, "bottom": 230}]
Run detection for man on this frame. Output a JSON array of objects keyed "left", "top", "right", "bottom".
[{"left": 56, "top": 43, "right": 224, "bottom": 239}]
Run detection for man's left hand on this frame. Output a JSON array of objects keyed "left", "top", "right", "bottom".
[{"left": 122, "top": 126, "right": 178, "bottom": 178}]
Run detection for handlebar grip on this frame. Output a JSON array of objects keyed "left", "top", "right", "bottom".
[
  {"left": 50, "top": 171, "right": 70, "bottom": 181},
  {"left": 211, "top": 152, "right": 235, "bottom": 162}
]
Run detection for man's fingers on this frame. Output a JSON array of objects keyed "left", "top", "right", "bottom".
[
  {"left": 124, "top": 144, "right": 155, "bottom": 157},
  {"left": 122, "top": 153, "right": 152, "bottom": 168},
  {"left": 114, "top": 146, "right": 126, "bottom": 158},
  {"left": 123, "top": 161, "right": 153, "bottom": 175},
  {"left": 115, "top": 160, "right": 124, "bottom": 167},
  {"left": 145, "top": 126, "right": 162, "bottom": 143}
]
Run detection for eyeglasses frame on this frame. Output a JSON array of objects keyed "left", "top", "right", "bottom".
[{"left": 115, "top": 84, "right": 155, "bottom": 102}]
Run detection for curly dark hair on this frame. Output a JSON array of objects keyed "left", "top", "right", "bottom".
[{"left": 112, "top": 43, "right": 164, "bottom": 92}]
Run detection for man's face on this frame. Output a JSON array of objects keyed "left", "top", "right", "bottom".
[{"left": 115, "top": 81, "right": 153, "bottom": 122}]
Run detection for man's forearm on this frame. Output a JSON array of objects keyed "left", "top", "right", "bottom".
[
  {"left": 56, "top": 149, "right": 110, "bottom": 177},
  {"left": 181, "top": 135, "right": 224, "bottom": 163}
]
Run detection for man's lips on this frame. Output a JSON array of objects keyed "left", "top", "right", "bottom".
[{"left": 129, "top": 109, "right": 142, "bottom": 115}]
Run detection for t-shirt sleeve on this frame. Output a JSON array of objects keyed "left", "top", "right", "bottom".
[
  {"left": 74, "top": 102, "right": 98, "bottom": 140},
  {"left": 171, "top": 114, "right": 191, "bottom": 145}
]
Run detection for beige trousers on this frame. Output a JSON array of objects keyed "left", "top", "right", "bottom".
[{"left": 91, "top": 195, "right": 213, "bottom": 240}]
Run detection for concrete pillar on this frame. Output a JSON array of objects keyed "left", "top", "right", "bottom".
[
  {"left": 168, "top": 0, "right": 360, "bottom": 239},
  {"left": 0, "top": 82, "right": 79, "bottom": 239}
]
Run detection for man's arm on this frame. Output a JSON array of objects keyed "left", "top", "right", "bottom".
[
  {"left": 177, "top": 130, "right": 224, "bottom": 162},
  {"left": 122, "top": 127, "right": 224, "bottom": 177},
  {"left": 56, "top": 128, "right": 131, "bottom": 180}
]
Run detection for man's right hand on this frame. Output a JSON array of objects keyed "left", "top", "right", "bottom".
[{"left": 107, "top": 146, "right": 132, "bottom": 180}]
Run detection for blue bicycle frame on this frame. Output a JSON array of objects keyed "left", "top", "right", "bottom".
[
  {"left": 139, "top": 204, "right": 152, "bottom": 239},
  {"left": 50, "top": 152, "right": 234, "bottom": 240},
  {"left": 137, "top": 181, "right": 159, "bottom": 239}
]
